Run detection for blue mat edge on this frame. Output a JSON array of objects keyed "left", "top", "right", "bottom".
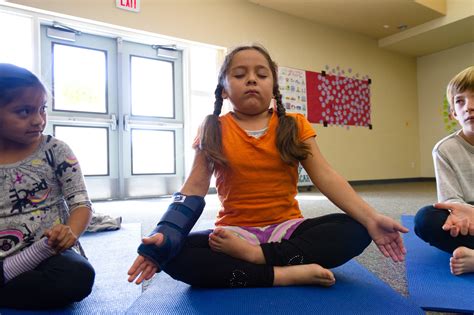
[
  {"left": 126, "top": 258, "right": 423, "bottom": 315},
  {"left": 402, "top": 214, "right": 474, "bottom": 314}
]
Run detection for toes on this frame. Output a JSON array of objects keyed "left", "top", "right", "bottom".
[
  {"left": 317, "top": 272, "right": 336, "bottom": 287},
  {"left": 213, "top": 227, "right": 227, "bottom": 237},
  {"left": 327, "top": 273, "right": 335, "bottom": 282},
  {"left": 320, "top": 279, "right": 335, "bottom": 287},
  {"left": 208, "top": 239, "right": 221, "bottom": 251},
  {"left": 453, "top": 246, "right": 468, "bottom": 259},
  {"left": 450, "top": 258, "right": 464, "bottom": 275},
  {"left": 209, "top": 233, "right": 219, "bottom": 241}
]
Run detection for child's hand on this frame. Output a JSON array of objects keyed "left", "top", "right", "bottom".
[
  {"left": 127, "top": 255, "right": 158, "bottom": 284},
  {"left": 437, "top": 202, "right": 474, "bottom": 237},
  {"left": 127, "top": 233, "right": 163, "bottom": 284},
  {"left": 44, "top": 224, "right": 78, "bottom": 253},
  {"left": 366, "top": 214, "right": 409, "bottom": 262}
]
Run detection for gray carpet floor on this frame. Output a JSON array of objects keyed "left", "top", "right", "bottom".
[{"left": 93, "top": 180, "right": 464, "bottom": 315}]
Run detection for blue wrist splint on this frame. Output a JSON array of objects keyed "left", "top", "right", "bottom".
[{"left": 137, "top": 193, "right": 205, "bottom": 269}]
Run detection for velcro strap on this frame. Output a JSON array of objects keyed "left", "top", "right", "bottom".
[
  {"left": 137, "top": 194, "right": 206, "bottom": 269},
  {"left": 171, "top": 193, "right": 205, "bottom": 213},
  {"left": 161, "top": 205, "right": 192, "bottom": 232}
]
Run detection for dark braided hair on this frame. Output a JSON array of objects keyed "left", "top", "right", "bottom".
[
  {"left": 196, "top": 45, "right": 311, "bottom": 166},
  {"left": 0, "top": 63, "right": 47, "bottom": 107},
  {"left": 196, "top": 84, "right": 227, "bottom": 166},
  {"left": 273, "top": 80, "right": 311, "bottom": 163}
]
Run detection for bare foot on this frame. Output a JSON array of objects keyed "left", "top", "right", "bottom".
[
  {"left": 273, "top": 264, "right": 335, "bottom": 287},
  {"left": 450, "top": 246, "right": 474, "bottom": 275},
  {"left": 209, "top": 228, "right": 266, "bottom": 264}
]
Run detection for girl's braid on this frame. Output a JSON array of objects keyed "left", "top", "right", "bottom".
[
  {"left": 213, "top": 84, "right": 223, "bottom": 116},
  {"left": 273, "top": 87, "right": 286, "bottom": 117}
]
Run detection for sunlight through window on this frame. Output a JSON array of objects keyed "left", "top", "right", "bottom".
[{"left": 0, "top": 11, "right": 33, "bottom": 70}]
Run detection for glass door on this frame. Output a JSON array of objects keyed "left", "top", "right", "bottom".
[
  {"left": 41, "top": 25, "right": 119, "bottom": 200},
  {"left": 119, "top": 40, "right": 184, "bottom": 198},
  {"left": 40, "top": 25, "right": 184, "bottom": 199}
]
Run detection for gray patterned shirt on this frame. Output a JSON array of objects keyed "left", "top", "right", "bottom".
[{"left": 0, "top": 135, "right": 91, "bottom": 258}]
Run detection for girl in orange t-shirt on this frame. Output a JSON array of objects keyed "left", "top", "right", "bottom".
[{"left": 128, "top": 45, "right": 409, "bottom": 288}]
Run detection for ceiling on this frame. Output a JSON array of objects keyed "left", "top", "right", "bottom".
[{"left": 248, "top": 0, "right": 474, "bottom": 56}]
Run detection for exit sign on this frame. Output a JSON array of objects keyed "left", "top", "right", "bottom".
[{"left": 116, "top": 0, "right": 140, "bottom": 12}]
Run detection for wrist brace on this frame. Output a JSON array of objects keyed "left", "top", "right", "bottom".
[{"left": 137, "top": 193, "right": 205, "bottom": 269}]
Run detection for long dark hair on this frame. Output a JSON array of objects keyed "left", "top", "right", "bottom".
[
  {"left": 0, "top": 63, "right": 46, "bottom": 107},
  {"left": 196, "top": 45, "right": 311, "bottom": 166}
]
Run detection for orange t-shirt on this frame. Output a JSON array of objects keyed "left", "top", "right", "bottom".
[{"left": 214, "top": 111, "right": 316, "bottom": 227}]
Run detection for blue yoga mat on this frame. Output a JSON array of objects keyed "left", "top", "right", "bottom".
[
  {"left": 126, "top": 259, "right": 422, "bottom": 315},
  {"left": 0, "top": 223, "right": 142, "bottom": 314},
  {"left": 402, "top": 215, "right": 474, "bottom": 313}
]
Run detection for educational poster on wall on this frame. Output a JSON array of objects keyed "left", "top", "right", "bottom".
[
  {"left": 278, "top": 66, "right": 372, "bottom": 186},
  {"left": 306, "top": 71, "right": 372, "bottom": 128},
  {"left": 278, "top": 66, "right": 307, "bottom": 116},
  {"left": 442, "top": 94, "right": 460, "bottom": 133},
  {"left": 278, "top": 67, "right": 310, "bottom": 186},
  {"left": 278, "top": 66, "right": 372, "bottom": 129}
]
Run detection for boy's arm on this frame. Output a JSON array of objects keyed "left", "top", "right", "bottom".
[
  {"left": 433, "top": 149, "right": 466, "bottom": 204},
  {"left": 435, "top": 202, "right": 474, "bottom": 237}
]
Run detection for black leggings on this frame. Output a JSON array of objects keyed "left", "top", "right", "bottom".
[
  {"left": 164, "top": 213, "right": 371, "bottom": 288},
  {"left": 0, "top": 249, "right": 95, "bottom": 310},
  {"left": 415, "top": 204, "right": 474, "bottom": 253}
]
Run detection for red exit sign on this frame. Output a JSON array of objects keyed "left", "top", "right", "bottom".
[{"left": 116, "top": 0, "right": 140, "bottom": 12}]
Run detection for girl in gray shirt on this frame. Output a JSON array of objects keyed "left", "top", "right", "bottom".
[{"left": 0, "top": 63, "right": 95, "bottom": 309}]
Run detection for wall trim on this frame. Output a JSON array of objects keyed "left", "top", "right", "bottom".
[
  {"left": 348, "top": 177, "right": 435, "bottom": 186},
  {"left": 297, "top": 177, "right": 435, "bottom": 192}
]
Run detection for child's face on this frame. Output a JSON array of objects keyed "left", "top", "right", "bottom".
[
  {"left": 0, "top": 87, "right": 47, "bottom": 147},
  {"left": 222, "top": 49, "right": 274, "bottom": 116},
  {"left": 451, "top": 89, "right": 474, "bottom": 135}
]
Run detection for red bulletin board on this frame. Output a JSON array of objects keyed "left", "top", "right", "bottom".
[{"left": 305, "top": 71, "right": 372, "bottom": 128}]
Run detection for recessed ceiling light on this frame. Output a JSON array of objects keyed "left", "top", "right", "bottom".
[{"left": 383, "top": 25, "right": 390, "bottom": 29}]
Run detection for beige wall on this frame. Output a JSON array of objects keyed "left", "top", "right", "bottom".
[
  {"left": 7, "top": 0, "right": 421, "bottom": 181},
  {"left": 417, "top": 42, "right": 474, "bottom": 177}
]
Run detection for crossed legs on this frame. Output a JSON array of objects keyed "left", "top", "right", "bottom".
[
  {"left": 415, "top": 205, "right": 474, "bottom": 275},
  {"left": 165, "top": 214, "right": 371, "bottom": 287}
]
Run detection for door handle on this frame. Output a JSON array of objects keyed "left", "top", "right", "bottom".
[
  {"left": 124, "top": 114, "right": 130, "bottom": 132},
  {"left": 110, "top": 114, "right": 117, "bottom": 130}
]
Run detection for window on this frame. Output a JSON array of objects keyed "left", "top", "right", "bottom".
[
  {"left": 0, "top": 4, "right": 224, "bottom": 198},
  {"left": 0, "top": 10, "right": 34, "bottom": 71}
]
